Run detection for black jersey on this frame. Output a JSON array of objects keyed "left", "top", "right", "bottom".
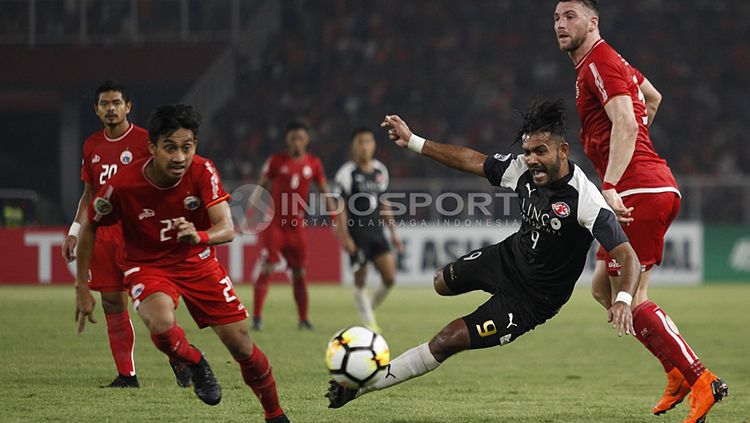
[
  {"left": 483, "top": 153, "right": 628, "bottom": 313},
  {"left": 333, "top": 160, "right": 389, "bottom": 231}
]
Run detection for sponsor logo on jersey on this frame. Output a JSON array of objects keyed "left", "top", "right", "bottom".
[
  {"left": 198, "top": 247, "right": 211, "bottom": 260},
  {"left": 184, "top": 196, "right": 201, "bottom": 211},
  {"left": 138, "top": 208, "right": 155, "bottom": 220},
  {"left": 92, "top": 154, "right": 101, "bottom": 164},
  {"left": 302, "top": 165, "right": 312, "bottom": 179},
  {"left": 499, "top": 334, "right": 512, "bottom": 345},
  {"left": 493, "top": 153, "right": 512, "bottom": 162},
  {"left": 550, "top": 217, "right": 562, "bottom": 230},
  {"left": 551, "top": 201, "right": 571, "bottom": 218},
  {"left": 120, "top": 150, "right": 133, "bottom": 164},
  {"left": 354, "top": 174, "right": 365, "bottom": 182},
  {"left": 131, "top": 283, "right": 145, "bottom": 299},
  {"left": 93, "top": 197, "right": 113, "bottom": 215}
]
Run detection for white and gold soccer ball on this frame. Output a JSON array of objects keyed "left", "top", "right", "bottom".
[{"left": 325, "top": 325, "right": 390, "bottom": 389}]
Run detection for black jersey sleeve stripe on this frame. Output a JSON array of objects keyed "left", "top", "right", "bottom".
[
  {"left": 483, "top": 153, "right": 527, "bottom": 190},
  {"left": 592, "top": 208, "right": 629, "bottom": 252}
]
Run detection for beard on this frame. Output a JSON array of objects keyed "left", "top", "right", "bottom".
[
  {"left": 546, "top": 156, "right": 562, "bottom": 182},
  {"left": 560, "top": 32, "right": 586, "bottom": 52}
]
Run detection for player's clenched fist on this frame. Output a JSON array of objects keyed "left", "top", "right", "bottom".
[
  {"left": 175, "top": 218, "right": 200, "bottom": 244},
  {"left": 62, "top": 235, "right": 78, "bottom": 262}
]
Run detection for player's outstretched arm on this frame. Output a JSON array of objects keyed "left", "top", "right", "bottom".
[
  {"left": 381, "top": 115, "right": 487, "bottom": 177},
  {"left": 62, "top": 183, "right": 94, "bottom": 262},
  {"left": 605, "top": 241, "right": 639, "bottom": 337},
  {"left": 176, "top": 201, "right": 234, "bottom": 245},
  {"left": 639, "top": 77, "right": 662, "bottom": 127},
  {"left": 74, "top": 219, "right": 98, "bottom": 333}
]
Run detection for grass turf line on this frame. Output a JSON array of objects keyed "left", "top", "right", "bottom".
[{"left": 0, "top": 284, "right": 747, "bottom": 422}]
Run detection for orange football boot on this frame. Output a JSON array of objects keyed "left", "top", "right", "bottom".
[
  {"left": 683, "top": 370, "right": 729, "bottom": 423},
  {"left": 653, "top": 367, "right": 691, "bottom": 415}
]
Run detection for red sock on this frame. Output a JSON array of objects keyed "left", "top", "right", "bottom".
[
  {"left": 253, "top": 272, "right": 271, "bottom": 319},
  {"left": 105, "top": 311, "right": 136, "bottom": 376},
  {"left": 292, "top": 274, "right": 308, "bottom": 321},
  {"left": 633, "top": 300, "right": 705, "bottom": 385},
  {"left": 150, "top": 324, "right": 202, "bottom": 365},
  {"left": 237, "top": 345, "right": 284, "bottom": 420}
]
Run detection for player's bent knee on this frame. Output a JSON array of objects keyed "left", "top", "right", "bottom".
[
  {"left": 433, "top": 269, "right": 454, "bottom": 296},
  {"left": 100, "top": 291, "right": 128, "bottom": 314},
  {"left": 429, "top": 318, "right": 470, "bottom": 362}
]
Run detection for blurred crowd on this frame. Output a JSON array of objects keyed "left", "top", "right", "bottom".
[{"left": 205, "top": 0, "right": 750, "bottom": 182}]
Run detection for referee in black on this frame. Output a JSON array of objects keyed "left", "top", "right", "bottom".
[{"left": 327, "top": 100, "right": 640, "bottom": 409}]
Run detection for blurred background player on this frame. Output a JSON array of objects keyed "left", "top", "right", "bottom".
[
  {"left": 328, "top": 101, "right": 640, "bottom": 409},
  {"left": 251, "top": 122, "right": 335, "bottom": 331},
  {"left": 62, "top": 80, "right": 150, "bottom": 388},
  {"left": 333, "top": 127, "right": 402, "bottom": 332},
  {"left": 553, "top": 1, "right": 728, "bottom": 421},
  {"left": 74, "top": 104, "right": 289, "bottom": 423}
]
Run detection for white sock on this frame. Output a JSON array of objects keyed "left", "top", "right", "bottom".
[
  {"left": 354, "top": 287, "right": 377, "bottom": 328},
  {"left": 371, "top": 284, "right": 391, "bottom": 308},
  {"left": 358, "top": 342, "right": 440, "bottom": 396}
]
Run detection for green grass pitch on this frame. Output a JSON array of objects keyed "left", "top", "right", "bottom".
[{"left": 0, "top": 284, "right": 747, "bottom": 422}]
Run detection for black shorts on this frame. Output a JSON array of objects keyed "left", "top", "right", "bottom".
[
  {"left": 349, "top": 229, "right": 391, "bottom": 270},
  {"left": 442, "top": 244, "right": 547, "bottom": 349}
]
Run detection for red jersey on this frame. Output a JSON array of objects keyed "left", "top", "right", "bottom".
[
  {"left": 81, "top": 123, "right": 151, "bottom": 192},
  {"left": 574, "top": 39, "right": 679, "bottom": 196},
  {"left": 89, "top": 155, "right": 231, "bottom": 269},
  {"left": 262, "top": 152, "right": 326, "bottom": 227}
]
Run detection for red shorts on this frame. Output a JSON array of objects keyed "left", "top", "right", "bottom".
[
  {"left": 88, "top": 224, "right": 126, "bottom": 293},
  {"left": 260, "top": 224, "right": 307, "bottom": 268},
  {"left": 596, "top": 192, "right": 681, "bottom": 276},
  {"left": 123, "top": 259, "right": 248, "bottom": 329}
]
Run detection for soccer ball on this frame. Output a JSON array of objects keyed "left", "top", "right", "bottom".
[{"left": 325, "top": 325, "right": 390, "bottom": 389}]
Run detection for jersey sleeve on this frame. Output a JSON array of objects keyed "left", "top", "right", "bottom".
[
  {"left": 80, "top": 143, "right": 92, "bottom": 184},
  {"left": 333, "top": 163, "right": 354, "bottom": 197},
  {"left": 200, "top": 160, "right": 231, "bottom": 209},
  {"left": 631, "top": 65, "right": 645, "bottom": 85},
  {"left": 261, "top": 156, "right": 276, "bottom": 180},
  {"left": 483, "top": 153, "right": 527, "bottom": 191},
  {"left": 583, "top": 57, "right": 630, "bottom": 106},
  {"left": 313, "top": 157, "right": 326, "bottom": 186},
  {"left": 374, "top": 160, "right": 389, "bottom": 192},
  {"left": 576, "top": 178, "right": 629, "bottom": 252},
  {"left": 88, "top": 184, "right": 120, "bottom": 227}
]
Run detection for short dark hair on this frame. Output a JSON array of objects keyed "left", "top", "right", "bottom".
[
  {"left": 94, "top": 79, "right": 130, "bottom": 104},
  {"left": 285, "top": 121, "right": 309, "bottom": 135},
  {"left": 351, "top": 126, "right": 373, "bottom": 140},
  {"left": 559, "top": 0, "right": 599, "bottom": 16},
  {"left": 514, "top": 99, "right": 567, "bottom": 145},
  {"left": 147, "top": 104, "right": 201, "bottom": 144}
]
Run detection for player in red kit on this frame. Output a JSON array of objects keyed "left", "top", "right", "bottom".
[
  {"left": 554, "top": 1, "right": 728, "bottom": 422},
  {"left": 252, "top": 122, "right": 333, "bottom": 331},
  {"left": 74, "top": 104, "right": 290, "bottom": 423},
  {"left": 62, "top": 80, "right": 150, "bottom": 388}
]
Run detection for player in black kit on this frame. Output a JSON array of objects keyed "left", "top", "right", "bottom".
[
  {"left": 333, "top": 127, "right": 403, "bottom": 332},
  {"left": 327, "top": 100, "right": 640, "bottom": 409}
]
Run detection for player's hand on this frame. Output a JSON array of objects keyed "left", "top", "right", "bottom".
[
  {"left": 62, "top": 235, "right": 78, "bottom": 262},
  {"left": 601, "top": 189, "right": 634, "bottom": 224},
  {"left": 392, "top": 236, "right": 404, "bottom": 255},
  {"left": 75, "top": 286, "right": 97, "bottom": 333},
  {"left": 380, "top": 115, "right": 413, "bottom": 148},
  {"left": 342, "top": 237, "right": 357, "bottom": 254},
  {"left": 175, "top": 218, "right": 199, "bottom": 244},
  {"left": 608, "top": 301, "right": 634, "bottom": 337}
]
